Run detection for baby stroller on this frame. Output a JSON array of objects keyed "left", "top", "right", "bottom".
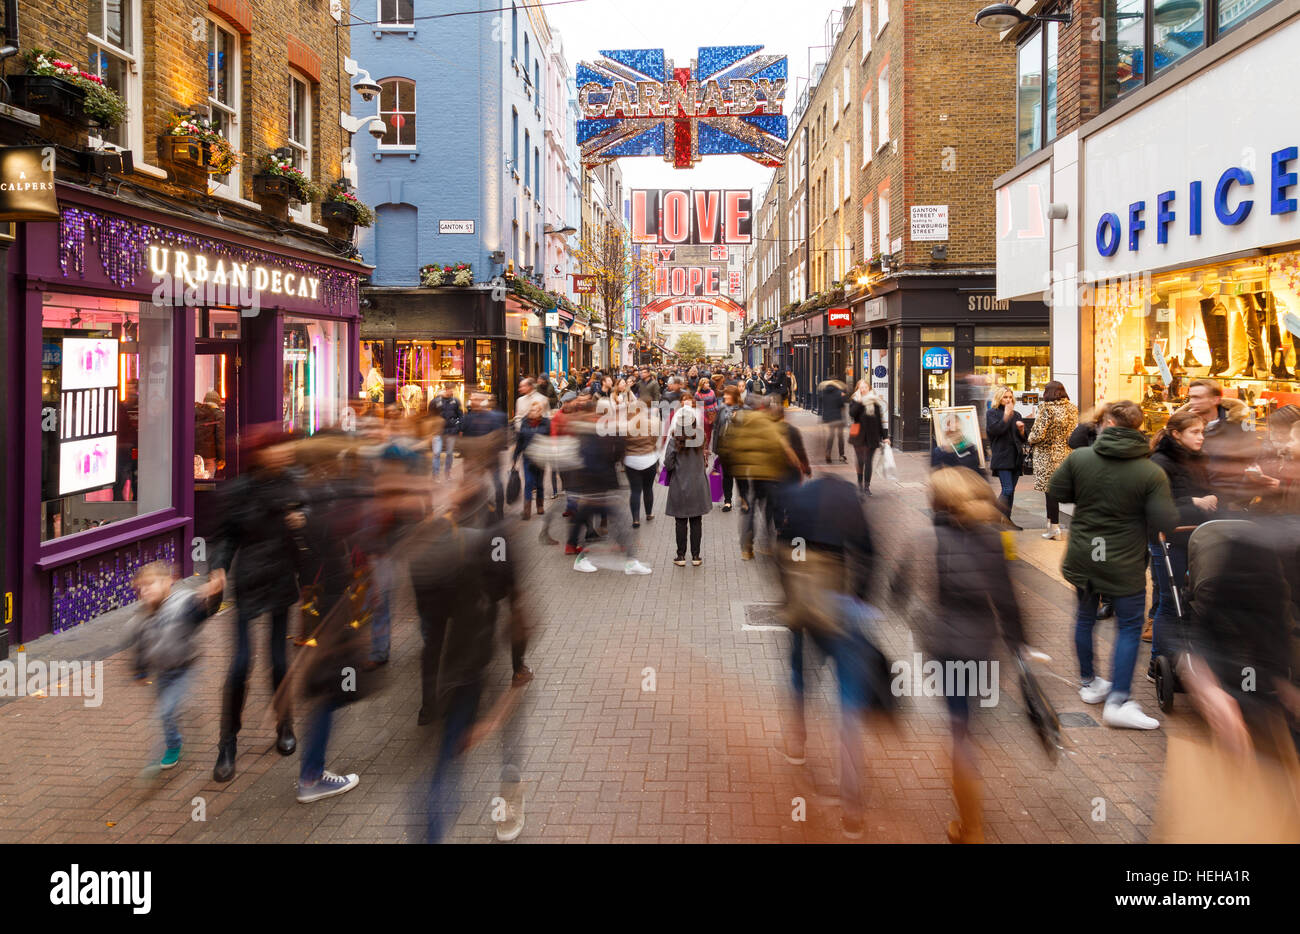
[{"left": 1153, "top": 520, "right": 1275, "bottom": 713}]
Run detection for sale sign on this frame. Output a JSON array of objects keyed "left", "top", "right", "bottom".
[{"left": 630, "top": 189, "right": 752, "bottom": 245}]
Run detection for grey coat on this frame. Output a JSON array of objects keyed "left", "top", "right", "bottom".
[{"left": 663, "top": 440, "right": 711, "bottom": 518}]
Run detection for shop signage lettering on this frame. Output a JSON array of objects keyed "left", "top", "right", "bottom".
[
  {"left": 1094, "top": 145, "right": 1298, "bottom": 258},
  {"left": 923, "top": 346, "right": 952, "bottom": 370},
  {"left": 967, "top": 294, "right": 1009, "bottom": 311},
  {"left": 572, "top": 274, "right": 596, "bottom": 294},
  {"left": 0, "top": 145, "right": 58, "bottom": 222},
  {"left": 438, "top": 220, "right": 475, "bottom": 234},
  {"left": 630, "top": 189, "right": 753, "bottom": 245},
  {"left": 828, "top": 307, "right": 851, "bottom": 327},
  {"left": 148, "top": 246, "right": 319, "bottom": 299}
]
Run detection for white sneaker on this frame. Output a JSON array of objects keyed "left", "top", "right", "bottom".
[
  {"left": 1103, "top": 698, "right": 1160, "bottom": 730},
  {"left": 574, "top": 555, "right": 598, "bottom": 573},
  {"left": 1079, "top": 677, "right": 1112, "bottom": 705},
  {"left": 1042, "top": 524, "right": 1061, "bottom": 540},
  {"left": 624, "top": 559, "right": 652, "bottom": 575},
  {"left": 495, "top": 794, "right": 525, "bottom": 842}
]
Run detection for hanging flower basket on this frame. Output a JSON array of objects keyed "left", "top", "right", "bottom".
[{"left": 253, "top": 173, "right": 297, "bottom": 201}]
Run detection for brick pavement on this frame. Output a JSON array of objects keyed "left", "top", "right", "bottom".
[{"left": 0, "top": 409, "right": 1201, "bottom": 843}]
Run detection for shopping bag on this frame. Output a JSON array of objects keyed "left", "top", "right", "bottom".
[
  {"left": 505, "top": 467, "right": 521, "bottom": 504},
  {"left": 708, "top": 457, "right": 724, "bottom": 503},
  {"left": 878, "top": 442, "right": 898, "bottom": 482}
]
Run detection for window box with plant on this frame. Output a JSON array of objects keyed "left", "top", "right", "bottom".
[
  {"left": 252, "top": 152, "right": 321, "bottom": 205},
  {"left": 10, "top": 49, "right": 126, "bottom": 129},
  {"left": 321, "top": 182, "right": 375, "bottom": 237},
  {"left": 161, "top": 113, "right": 240, "bottom": 175},
  {"left": 420, "top": 263, "right": 473, "bottom": 287}
]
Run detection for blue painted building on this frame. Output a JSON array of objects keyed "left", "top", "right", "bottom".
[{"left": 350, "top": 1, "right": 572, "bottom": 412}]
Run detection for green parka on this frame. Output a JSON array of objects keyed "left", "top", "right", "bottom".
[{"left": 1047, "top": 426, "right": 1178, "bottom": 596}]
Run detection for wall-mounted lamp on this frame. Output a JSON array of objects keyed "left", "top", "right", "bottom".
[
  {"left": 974, "top": 3, "right": 1072, "bottom": 30},
  {"left": 931, "top": 244, "right": 947, "bottom": 261}
]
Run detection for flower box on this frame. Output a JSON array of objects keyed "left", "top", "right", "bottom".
[
  {"left": 321, "top": 200, "right": 358, "bottom": 225},
  {"left": 253, "top": 173, "right": 298, "bottom": 201},
  {"left": 7, "top": 74, "right": 89, "bottom": 125},
  {"left": 160, "top": 134, "right": 221, "bottom": 174}
]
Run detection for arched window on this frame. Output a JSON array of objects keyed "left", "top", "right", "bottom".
[{"left": 378, "top": 77, "right": 416, "bottom": 147}]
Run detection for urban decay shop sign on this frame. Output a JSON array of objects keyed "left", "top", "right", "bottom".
[
  {"left": 148, "top": 244, "right": 321, "bottom": 314},
  {"left": 0, "top": 146, "right": 58, "bottom": 222}
]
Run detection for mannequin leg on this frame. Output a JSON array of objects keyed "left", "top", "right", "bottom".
[
  {"left": 1201, "top": 298, "right": 1230, "bottom": 375},
  {"left": 1243, "top": 293, "right": 1269, "bottom": 376}
]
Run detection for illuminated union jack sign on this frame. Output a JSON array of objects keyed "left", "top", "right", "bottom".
[{"left": 576, "top": 46, "right": 787, "bottom": 169}]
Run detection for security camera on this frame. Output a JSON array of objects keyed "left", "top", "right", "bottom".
[
  {"left": 353, "top": 71, "right": 381, "bottom": 103},
  {"left": 368, "top": 120, "right": 387, "bottom": 141}
]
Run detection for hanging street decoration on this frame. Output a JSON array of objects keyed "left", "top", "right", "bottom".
[{"left": 576, "top": 46, "right": 787, "bottom": 169}]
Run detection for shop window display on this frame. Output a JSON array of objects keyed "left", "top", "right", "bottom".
[
  {"left": 1094, "top": 250, "right": 1300, "bottom": 434},
  {"left": 283, "top": 316, "right": 347, "bottom": 435},
  {"left": 393, "top": 339, "right": 469, "bottom": 415},
  {"left": 41, "top": 296, "right": 174, "bottom": 542},
  {"left": 975, "top": 345, "right": 1051, "bottom": 395}
]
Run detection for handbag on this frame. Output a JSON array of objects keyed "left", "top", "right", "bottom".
[
  {"left": 849, "top": 422, "right": 861, "bottom": 438},
  {"left": 1015, "top": 653, "right": 1062, "bottom": 762},
  {"left": 505, "top": 466, "right": 521, "bottom": 504},
  {"left": 1021, "top": 444, "right": 1035, "bottom": 476},
  {"left": 708, "top": 455, "right": 724, "bottom": 503},
  {"left": 300, "top": 567, "right": 377, "bottom": 707}
]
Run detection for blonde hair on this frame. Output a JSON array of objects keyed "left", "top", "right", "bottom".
[
  {"left": 930, "top": 468, "right": 1001, "bottom": 527},
  {"left": 133, "top": 561, "right": 177, "bottom": 586},
  {"left": 992, "top": 384, "right": 1016, "bottom": 406}
]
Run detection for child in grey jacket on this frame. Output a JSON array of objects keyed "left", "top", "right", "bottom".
[{"left": 129, "top": 562, "right": 223, "bottom": 771}]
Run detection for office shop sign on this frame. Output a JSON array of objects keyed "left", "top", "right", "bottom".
[
  {"left": 0, "top": 146, "right": 58, "bottom": 222},
  {"left": 1084, "top": 21, "right": 1300, "bottom": 277}
]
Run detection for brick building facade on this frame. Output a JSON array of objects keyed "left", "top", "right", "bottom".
[
  {"left": 774, "top": 0, "right": 1049, "bottom": 447},
  {"left": 0, "top": 0, "right": 366, "bottom": 642}
]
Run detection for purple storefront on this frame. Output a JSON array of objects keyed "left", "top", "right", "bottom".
[{"left": 5, "top": 186, "right": 364, "bottom": 644}]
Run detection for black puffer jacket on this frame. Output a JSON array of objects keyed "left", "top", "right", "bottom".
[
  {"left": 986, "top": 406, "right": 1024, "bottom": 471},
  {"left": 848, "top": 397, "right": 887, "bottom": 448},
  {"left": 930, "top": 515, "right": 1025, "bottom": 660},
  {"left": 1149, "top": 434, "right": 1216, "bottom": 535},
  {"left": 210, "top": 467, "right": 307, "bottom": 617}
]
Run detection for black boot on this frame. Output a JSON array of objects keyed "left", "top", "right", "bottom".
[
  {"left": 276, "top": 720, "right": 297, "bottom": 756},
  {"left": 213, "top": 740, "right": 236, "bottom": 783}
]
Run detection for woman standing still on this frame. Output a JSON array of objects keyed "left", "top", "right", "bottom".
[
  {"left": 712, "top": 385, "right": 746, "bottom": 511},
  {"left": 664, "top": 406, "right": 710, "bottom": 567},
  {"left": 623, "top": 397, "right": 660, "bottom": 527},
  {"left": 986, "top": 385, "right": 1026, "bottom": 528},
  {"left": 847, "top": 379, "right": 888, "bottom": 495},
  {"left": 512, "top": 400, "right": 550, "bottom": 519},
  {"left": 1025, "top": 381, "right": 1079, "bottom": 540}
]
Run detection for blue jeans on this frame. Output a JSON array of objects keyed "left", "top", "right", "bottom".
[
  {"left": 996, "top": 469, "right": 1017, "bottom": 512},
  {"left": 1074, "top": 588, "right": 1144, "bottom": 702},
  {"left": 432, "top": 434, "right": 456, "bottom": 476},
  {"left": 1147, "top": 541, "right": 1187, "bottom": 664},
  {"left": 522, "top": 462, "right": 544, "bottom": 507},
  {"left": 788, "top": 595, "right": 883, "bottom": 820},
  {"left": 156, "top": 666, "right": 193, "bottom": 751},
  {"left": 299, "top": 695, "right": 341, "bottom": 784}
]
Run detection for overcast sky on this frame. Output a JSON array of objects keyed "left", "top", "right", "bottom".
[{"left": 544, "top": 0, "right": 850, "bottom": 199}]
